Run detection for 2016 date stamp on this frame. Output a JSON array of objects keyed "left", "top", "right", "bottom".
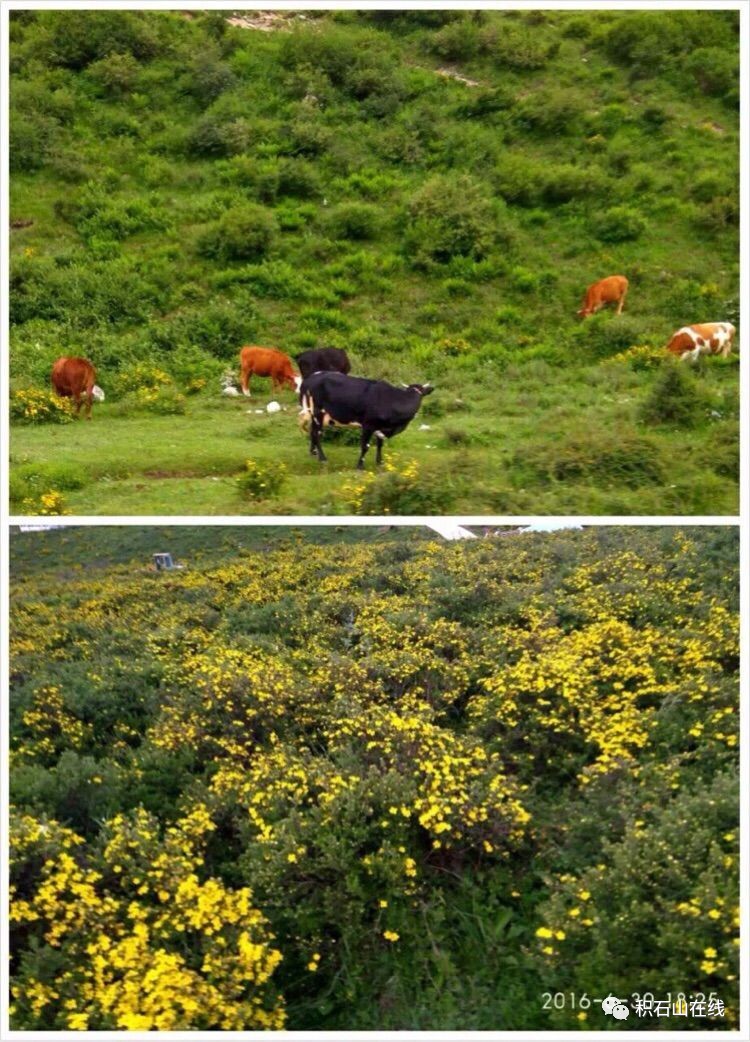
[{"left": 542, "top": 991, "right": 726, "bottom": 1021}]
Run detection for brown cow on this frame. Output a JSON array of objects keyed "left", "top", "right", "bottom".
[
  {"left": 239, "top": 346, "right": 299, "bottom": 397},
  {"left": 50, "top": 356, "right": 103, "bottom": 419},
  {"left": 666, "top": 322, "right": 736, "bottom": 362},
  {"left": 577, "top": 275, "right": 629, "bottom": 318}
]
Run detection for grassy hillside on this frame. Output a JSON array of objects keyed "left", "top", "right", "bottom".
[
  {"left": 9, "top": 10, "right": 740, "bottom": 515},
  {"left": 10, "top": 526, "right": 739, "bottom": 1029}
]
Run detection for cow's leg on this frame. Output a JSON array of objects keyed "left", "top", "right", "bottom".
[
  {"left": 356, "top": 429, "right": 372, "bottom": 470},
  {"left": 313, "top": 410, "right": 327, "bottom": 463},
  {"left": 72, "top": 393, "right": 82, "bottom": 417},
  {"left": 240, "top": 367, "right": 251, "bottom": 397},
  {"left": 616, "top": 288, "right": 627, "bottom": 315},
  {"left": 375, "top": 432, "right": 386, "bottom": 466}
]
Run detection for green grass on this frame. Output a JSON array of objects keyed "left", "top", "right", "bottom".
[{"left": 9, "top": 9, "right": 739, "bottom": 515}]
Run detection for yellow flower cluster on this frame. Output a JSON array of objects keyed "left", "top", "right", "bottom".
[
  {"left": 10, "top": 810, "right": 285, "bottom": 1030},
  {"left": 11, "top": 387, "right": 75, "bottom": 424}
]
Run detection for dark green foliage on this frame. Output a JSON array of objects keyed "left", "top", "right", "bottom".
[
  {"left": 197, "top": 204, "right": 277, "bottom": 263},
  {"left": 518, "top": 428, "right": 667, "bottom": 487},
  {"left": 430, "top": 18, "right": 481, "bottom": 62},
  {"left": 514, "top": 89, "right": 579, "bottom": 135},
  {"left": 327, "top": 202, "right": 381, "bottom": 241},
  {"left": 187, "top": 113, "right": 253, "bottom": 157},
  {"left": 590, "top": 205, "right": 646, "bottom": 243},
  {"left": 41, "top": 10, "right": 164, "bottom": 70},
  {"left": 405, "top": 174, "right": 497, "bottom": 265},
  {"left": 579, "top": 315, "right": 651, "bottom": 360},
  {"left": 640, "top": 361, "right": 712, "bottom": 428},
  {"left": 86, "top": 52, "right": 140, "bottom": 97},
  {"left": 183, "top": 50, "right": 236, "bottom": 106},
  {"left": 483, "top": 22, "right": 556, "bottom": 70}
]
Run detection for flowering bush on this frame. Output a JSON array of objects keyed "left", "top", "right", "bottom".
[
  {"left": 610, "top": 343, "right": 666, "bottom": 370},
  {"left": 110, "top": 362, "right": 172, "bottom": 400},
  {"left": 340, "top": 458, "right": 452, "bottom": 514},
  {"left": 237, "top": 458, "right": 287, "bottom": 499},
  {"left": 20, "top": 489, "right": 70, "bottom": 515},
  {"left": 11, "top": 388, "right": 75, "bottom": 424},
  {"left": 9, "top": 528, "right": 738, "bottom": 1030}
]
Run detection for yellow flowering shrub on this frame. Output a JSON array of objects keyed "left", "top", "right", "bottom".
[
  {"left": 9, "top": 527, "right": 738, "bottom": 1029},
  {"left": 11, "top": 387, "right": 76, "bottom": 424},
  {"left": 10, "top": 809, "right": 285, "bottom": 1030}
]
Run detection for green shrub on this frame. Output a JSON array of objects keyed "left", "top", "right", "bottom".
[
  {"left": 237, "top": 458, "right": 287, "bottom": 499},
  {"left": 327, "top": 202, "right": 381, "bottom": 241},
  {"left": 695, "top": 196, "right": 739, "bottom": 231},
  {"left": 110, "top": 361, "right": 172, "bottom": 400},
  {"left": 42, "top": 9, "right": 163, "bottom": 69},
  {"left": 9, "top": 110, "right": 59, "bottom": 172},
  {"left": 518, "top": 428, "right": 667, "bottom": 487},
  {"left": 430, "top": 19, "right": 480, "bottom": 61},
  {"left": 341, "top": 458, "right": 454, "bottom": 515},
  {"left": 514, "top": 90, "right": 579, "bottom": 135},
  {"left": 579, "top": 315, "right": 653, "bottom": 360},
  {"left": 277, "top": 158, "right": 321, "bottom": 199},
  {"left": 639, "top": 361, "right": 712, "bottom": 428},
  {"left": 129, "top": 383, "right": 187, "bottom": 415},
  {"left": 186, "top": 114, "right": 253, "bottom": 157},
  {"left": 86, "top": 52, "right": 139, "bottom": 97},
  {"left": 184, "top": 52, "right": 236, "bottom": 106},
  {"left": 197, "top": 204, "right": 277, "bottom": 262},
  {"left": 405, "top": 174, "right": 497, "bottom": 265},
  {"left": 483, "top": 23, "right": 555, "bottom": 69},
  {"left": 685, "top": 46, "right": 738, "bottom": 102},
  {"left": 535, "top": 770, "right": 738, "bottom": 1026},
  {"left": 590, "top": 205, "right": 646, "bottom": 243}
]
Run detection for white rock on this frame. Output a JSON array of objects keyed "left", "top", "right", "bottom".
[
  {"left": 92, "top": 385, "right": 105, "bottom": 402},
  {"left": 418, "top": 424, "right": 431, "bottom": 431},
  {"left": 223, "top": 386, "right": 240, "bottom": 397},
  {"left": 266, "top": 401, "right": 281, "bottom": 413}
]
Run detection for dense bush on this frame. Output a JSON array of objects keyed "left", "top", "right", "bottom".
[
  {"left": 237, "top": 458, "right": 287, "bottom": 499},
  {"left": 590, "top": 205, "right": 646, "bottom": 243},
  {"left": 518, "top": 427, "right": 667, "bottom": 487},
  {"left": 326, "top": 202, "right": 381, "bottom": 241},
  {"left": 86, "top": 52, "right": 140, "bottom": 97},
  {"left": 41, "top": 10, "right": 164, "bottom": 69},
  {"left": 197, "top": 204, "right": 277, "bottom": 263},
  {"left": 639, "top": 360, "right": 712, "bottom": 428},
  {"left": 405, "top": 174, "right": 497, "bottom": 266}
]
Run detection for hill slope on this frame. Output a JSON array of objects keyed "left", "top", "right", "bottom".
[{"left": 9, "top": 10, "right": 740, "bottom": 514}]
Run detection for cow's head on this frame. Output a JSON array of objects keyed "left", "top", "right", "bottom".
[
  {"left": 412, "top": 383, "right": 434, "bottom": 397},
  {"left": 576, "top": 306, "right": 591, "bottom": 319}
]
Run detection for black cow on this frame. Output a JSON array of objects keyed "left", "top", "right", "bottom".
[
  {"left": 300, "top": 371, "right": 434, "bottom": 469},
  {"left": 296, "top": 347, "right": 351, "bottom": 380}
]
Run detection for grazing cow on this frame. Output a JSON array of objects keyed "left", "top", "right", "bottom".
[
  {"left": 239, "top": 346, "right": 299, "bottom": 396},
  {"left": 577, "top": 275, "right": 629, "bottom": 318},
  {"left": 666, "top": 322, "right": 736, "bottom": 362},
  {"left": 296, "top": 347, "right": 351, "bottom": 380},
  {"left": 300, "top": 371, "right": 434, "bottom": 469},
  {"left": 50, "top": 356, "right": 103, "bottom": 419}
]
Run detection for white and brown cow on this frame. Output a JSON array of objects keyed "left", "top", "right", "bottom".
[{"left": 666, "top": 322, "right": 736, "bottom": 362}]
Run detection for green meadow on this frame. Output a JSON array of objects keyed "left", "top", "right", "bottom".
[{"left": 9, "top": 9, "right": 739, "bottom": 515}]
